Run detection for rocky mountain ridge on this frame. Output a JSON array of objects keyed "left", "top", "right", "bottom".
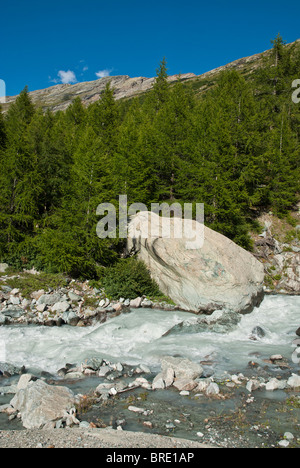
[{"left": 4, "top": 40, "right": 299, "bottom": 113}]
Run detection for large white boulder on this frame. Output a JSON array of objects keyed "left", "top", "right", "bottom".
[
  {"left": 128, "top": 211, "right": 264, "bottom": 314},
  {"left": 10, "top": 380, "right": 75, "bottom": 429}
]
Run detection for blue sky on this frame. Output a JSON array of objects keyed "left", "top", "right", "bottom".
[{"left": 1, "top": 0, "right": 300, "bottom": 96}]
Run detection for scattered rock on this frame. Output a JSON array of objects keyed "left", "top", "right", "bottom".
[
  {"left": 127, "top": 406, "right": 145, "bottom": 414},
  {"left": 152, "top": 374, "right": 165, "bottom": 390},
  {"left": 0, "top": 263, "right": 9, "bottom": 273},
  {"left": 1, "top": 307, "right": 24, "bottom": 319},
  {"left": 287, "top": 374, "right": 300, "bottom": 388},
  {"left": 173, "top": 378, "right": 197, "bottom": 392},
  {"left": 130, "top": 297, "right": 143, "bottom": 308},
  {"left": 206, "top": 382, "right": 220, "bottom": 396},
  {"left": 160, "top": 356, "right": 203, "bottom": 380},
  {"left": 10, "top": 380, "right": 76, "bottom": 429},
  {"left": 278, "top": 439, "right": 290, "bottom": 448}
]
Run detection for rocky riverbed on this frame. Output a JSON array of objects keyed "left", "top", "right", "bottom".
[
  {"left": 0, "top": 349, "right": 299, "bottom": 448},
  {"left": 0, "top": 269, "right": 179, "bottom": 329},
  {"left": 0, "top": 265, "right": 299, "bottom": 448}
]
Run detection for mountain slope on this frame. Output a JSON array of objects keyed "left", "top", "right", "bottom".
[{"left": 3, "top": 39, "right": 299, "bottom": 113}]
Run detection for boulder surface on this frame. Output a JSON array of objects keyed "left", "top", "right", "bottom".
[
  {"left": 128, "top": 211, "right": 264, "bottom": 314},
  {"left": 10, "top": 380, "right": 75, "bottom": 429}
]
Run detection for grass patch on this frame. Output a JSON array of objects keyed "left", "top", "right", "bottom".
[{"left": 4, "top": 272, "right": 68, "bottom": 298}]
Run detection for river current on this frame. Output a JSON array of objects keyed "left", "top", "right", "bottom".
[{"left": 0, "top": 295, "right": 299, "bottom": 377}]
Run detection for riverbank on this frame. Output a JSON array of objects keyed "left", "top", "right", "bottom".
[
  {"left": 0, "top": 427, "right": 212, "bottom": 449},
  {"left": 0, "top": 270, "right": 181, "bottom": 328},
  {"left": 0, "top": 346, "right": 299, "bottom": 448}
]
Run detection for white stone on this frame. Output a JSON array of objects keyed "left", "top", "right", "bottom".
[
  {"left": 127, "top": 211, "right": 264, "bottom": 313},
  {"left": 152, "top": 374, "right": 165, "bottom": 390},
  {"left": 265, "top": 378, "right": 281, "bottom": 391},
  {"left": 160, "top": 356, "right": 203, "bottom": 380},
  {"left": 10, "top": 380, "right": 75, "bottom": 429},
  {"left": 287, "top": 374, "right": 300, "bottom": 388},
  {"left": 130, "top": 297, "right": 142, "bottom": 308},
  {"left": 52, "top": 301, "right": 70, "bottom": 313},
  {"left": 0, "top": 263, "right": 9, "bottom": 273},
  {"left": 206, "top": 382, "right": 220, "bottom": 396},
  {"left": 278, "top": 440, "right": 289, "bottom": 448},
  {"left": 17, "top": 374, "right": 34, "bottom": 390},
  {"left": 127, "top": 406, "right": 145, "bottom": 414},
  {"left": 284, "top": 432, "right": 294, "bottom": 440}
]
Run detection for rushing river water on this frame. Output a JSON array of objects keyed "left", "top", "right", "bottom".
[{"left": 0, "top": 295, "right": 299, "bottom": 377}]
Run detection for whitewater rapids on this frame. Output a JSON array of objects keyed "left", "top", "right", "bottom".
[{"left": 0, "top": 295, "right": 299, "bottom": 377}]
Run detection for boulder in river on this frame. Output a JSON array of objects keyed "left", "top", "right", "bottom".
[
  {"left": 10, "top": 379, "right": 76, "bottom": 429},
  {"left": 127, "top": 211, "right": 264, "bottom": 314}
]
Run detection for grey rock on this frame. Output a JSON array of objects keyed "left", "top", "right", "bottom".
[
  {"left": 1, "top": 306, "right": 24, "bottom": 319},
  {"left": 130, "top": 297, "right": 142, "bottom": 308},
  {"left": 5, "top": 73, "right": 196, "bottom": 114},
  {"left": 160, "top": 356, "right": 203, "bottom": 380},
  {"left": 141, "top": 298, "right": 153, "bottom": 308},
  {"left": 0, "top": 314, "right": 7, "bottom": 325},
  {"left": 37, "top": 294, "right": 62, "bottom": 306},
  {"left": 250, "top": 326, "right": 266, "bottom": 340},
  {"left": 0, "top": 263, "right": 9, "bottom": 273},
  {"left": 173, "top": 378, "right": 197, "bottom": 392},
  {"left": 127, "top": 406, "right": 145, "bottom": 414},
  {"left": 10, "top": 380, "right": 75, "bottom": 429},
  {"left": 287, "top": 374, "right": 300, "bottom": 388},
  {"left": 152, "top": 374, "right": 165, "bottom": 390},
  {"left": 62, "top": 311, "right": 79, "bottom": 326},
  {"left": 128, "top": 212, "right": 264, "bottom": 314},
  {"left": 79, "top": 421, "right": 91, "bottom": 428},
  {"left": 52, "top": 301, "right": 70, "bottom": 313},
  {"left": 68, "top": 291, "right": 82, "bottom": 302},
  {"left": 17, "top": 374, "right": 34, "bottom": 390},
  {"left": 82, "top": 357, "right": 103, "bottom": 371},
  {"left": 0, "top": 385, "right": 18, "bottom": 395},
  {"left": 206, "top": 382, "right": 220, "bottom": 395}
]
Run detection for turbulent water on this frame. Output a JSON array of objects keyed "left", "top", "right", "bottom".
[{"left": 0, "top": 295, "right": 299, "bottom": 377}]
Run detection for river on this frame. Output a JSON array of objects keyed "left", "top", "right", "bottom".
[{"left": 0, "top": 295, "right": 299, "bottom": 377}]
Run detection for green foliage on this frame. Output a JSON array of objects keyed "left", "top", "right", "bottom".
[
  {"left": 101, "top": 258, "right": 162, "bottom": 300},
  {"left": 4, "top": 271, "right": 68, "bottom": 299},
  {"left": 0, "top": 40, "right": 299, "bottom": 283}
]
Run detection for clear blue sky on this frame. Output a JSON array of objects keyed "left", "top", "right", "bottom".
[{"left": 1, "top": 0, "right": 299, "bottom": 96}]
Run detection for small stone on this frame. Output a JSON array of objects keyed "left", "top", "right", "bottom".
[
  {"left": 270, "top": 354, "right": 283, "bottom": 361},
  {"left": 68, "top": 292, "right": 82, "bottom": 302},
  {"left": 127, "top": 406, "right": 145, "bottom": 414},
  {"left": 143, "top": 421, "right": 153, "bottom": 429},
  {"left": 0, "top": 263, "right": 9, "bottom": 273},
  {"left": 152, "top": 374, "right": 165, "bottom": 390},
  {"left": 206, "top": 382, "right": 220, "bottom": 396},
  {"left": 287, "top": 373, "right": 300, "bottom": 388},
  {"left": 17, "top": 374, "right": 34, "bottom": 390},
  {"left": 130, "top": 297, "right": 142, "bottom": 308},
  {"left": 79, "top": 421, "right": 90, "bottom": 428},
  {"left": 284, "top": 432, "right": 294, "bottom": 440},
  {"left": 98, "top": 366, "right": 111, "bottom": 377},
  {"left": 278, "top": 440, "right": 289, "bottom": 448},
  {"left": 180, "top": 390, "right": 190, "bottom": 396},
  {"left": 173, "top": 378, "right": 197, "bottom": 392}
]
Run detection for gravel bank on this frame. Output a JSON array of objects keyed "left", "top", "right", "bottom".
[{"left": 0, "top": 428, "right": 212, "bottom": 449}]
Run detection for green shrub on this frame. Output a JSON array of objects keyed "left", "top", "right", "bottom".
[{"left": 101, "top": 258, "right": 162, "bottom": 300}]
